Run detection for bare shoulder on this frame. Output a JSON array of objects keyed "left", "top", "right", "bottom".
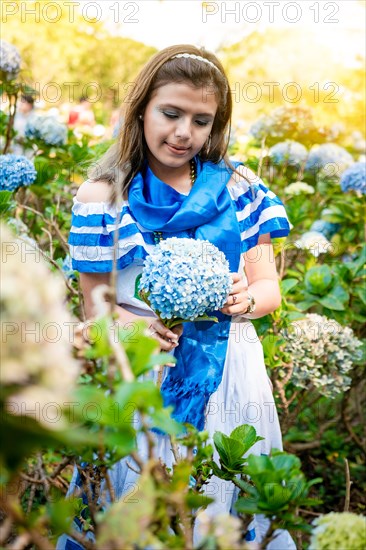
[
  {"left": 227, "top": 163, "right": 260, "bottom": 187},
  {"left": 76, "top": 180, "right": 113, "bottom": 203}
]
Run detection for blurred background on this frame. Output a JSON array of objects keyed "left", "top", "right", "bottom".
[{"left": 2, "top": 0, "right": 365, "bottom": 138}]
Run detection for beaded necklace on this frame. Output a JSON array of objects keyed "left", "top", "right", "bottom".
[{"left": 153, "top": 158, "right": 196, "bottom": 244}]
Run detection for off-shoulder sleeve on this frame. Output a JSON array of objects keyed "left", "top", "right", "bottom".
[
  {"left": 68, "top": 198, "right": 153, "bottom": 273},
  {"left": 228, "top": 174, "right": 291, "bottom": 253}
]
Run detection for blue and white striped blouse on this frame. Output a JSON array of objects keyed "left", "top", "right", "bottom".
[{"left": 69, "top": 176, "right": 290, "bottom": 273}]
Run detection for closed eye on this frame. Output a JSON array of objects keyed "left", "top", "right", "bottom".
[
  {"left": 163, "top": 111, "right": 210, "bottom": 126},
  {"left": 163, "top": 111, "right": 178, "bottom": 119}
]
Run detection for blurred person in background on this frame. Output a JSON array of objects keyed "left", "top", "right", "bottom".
[
  {"left": 68, "top": 96, "right": 96, "bottom": 128},
  {"left": 13, "top": 94, "right": 37, "bottom": 155}
]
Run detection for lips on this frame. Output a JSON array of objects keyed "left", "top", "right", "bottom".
[{"left": 165, "top": 142, "right": 191, "bottom": 153}]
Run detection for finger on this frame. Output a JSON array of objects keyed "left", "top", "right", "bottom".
[
  {"left": 230, "top": 280, "right": 247, "bottom": 295},
  {"left": 165, "top": 329, "right": 179, "bottom": 342},
  {"left": 223, "top": 290, "right": 244, "bottom": 307},
  {"left": 159, "top": 338, "right": 179, "bottom": 352},
  {"left": 220, "top": 303, "right": 244, "bottom": 315},
  {"left": 151, "top": 320, "right": 178, "bottom": 342},
  {"left": 171, "top": 325, "right": 183, "bottom": 338},
  {"left": 231, "top": 272, "right": 241, "bottom": 282}
]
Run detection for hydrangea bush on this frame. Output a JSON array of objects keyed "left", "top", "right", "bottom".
[
  {"left": 25, "top": 115, "right": 68, "bottom": 146},
  {"left": 340, "top": 161, "right": 366, "bottom": 194},
  {"left": 294, "top": 231, "right": 331, "bottom": 257},
  {"left": 139, "top": 237, "right": 232, "bottom": 326},
  {"left": 309, "top": 512, "right": 366, "bottom": 550},
  {"left": 269, "top": 140, "right": 308, "bottom": 167},
  {"left": 0, "top": 154, "right": 37, "bottom": 191},
  {"left": 309, "top": 219, "right": 340, "bottom": 239},
  {"left": 305, "top": 143, "right": 354, "bottom": 175},
  {"left": 0, "top": 40, "right": 21, "bottom": 80},
  {"left": 282, "top": 313, "right": 362, "bottom": 398},
  {"left": 1, "top": 224, "right": 79, "bottom": 430},
  {"left": 284, "top": 181, "right": 315, "bottom": 196}
]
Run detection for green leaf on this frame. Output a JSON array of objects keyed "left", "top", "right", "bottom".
[
  {"left": 234, "top": 497, "right": 260, "bottom": 515},
  {"left": 317, "top": 285, "right": 349, "bottom": 310},
  {"left": 317, "top": 296, "right": 345, "bottom": 310},
  {"left": 262, "top": 334, "right": 285, "bottom": 360},
  {"left": 354, "top": 285, "right": 366, "bottom": 306},
  {"left": 114, "top": 381, "right": 163, "bottom": 412},
  {"left": 272, "top": 453, "right": 301, "bottom": 473},
  {"left": 0, "top": 190, "right": 16, "bottom": 216},
  {"left": 280, "top": 278, "right": 299, "bottom": 296},
  {"left": 213, "top": 431, "right": 246, "bottom": 470},
  {"left": 304, "top": 265, "right": 333, "bottom": 295},
  {"left": 246, "top": 454, "right": 273, "bottom": 475},
  {"left": 185, "top": 492, "right": 214, "bottom": 509},
  {"left": 133, "top": 273, "right": 143, "bottom": 301},
  {"left": 230, "top": 424, "right": 264, "bottom": 455},
  {"left": 102, "top": 429, "right": 137, "bottom": 456},
  {"left": 149, "top": 408, "right": 184, "bottom": 436}
]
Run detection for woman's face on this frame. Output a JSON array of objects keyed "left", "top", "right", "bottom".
[{"left": 142, "top": 82, "right": 218, "bottom": 173}]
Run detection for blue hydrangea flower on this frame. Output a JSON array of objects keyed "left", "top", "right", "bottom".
[
  {"left": 62, "top": 254, "right": 77, "bottom": 280},
  {"left": 310, "top": 220, "right": 340, "bottom": 239},
  {"left": 0, "top": 40, "right": 21, "bottom": 80},
  {"left": 269, "top": 140, "right": 308, "bottom": 167},
  {"left": 139, "top": 237, "right": 232, "bottom": 325},
  {"left": 25, "top": 115, "right": 67, "bottom": 146},
  {"left": 305, "top": 144, "right": 353, "bottom": 175},
  {"left": 340, "top": 161, "right": 366, "bottom": 195},
  {"left": 0, "top": 154, "right": 37, "bottom": 191},
  {"left": 249, "top": 118, "right": 273, "bottom": 141}
]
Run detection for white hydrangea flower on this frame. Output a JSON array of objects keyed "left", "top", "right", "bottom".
[
  {"left": 284, "top": 181, "right": 315, "bottom": 196},
  {"left": 1, "top": 224, "right": 79, "bottom": 430},
  {"left": 294, "top": 231, "right": 331, "bottom": 257},
  {"left": 282, "top": 314, "right": 362, "bottom": 398},
  {"left": 309, "top": 512, "right": 366, "bottom": 550}
]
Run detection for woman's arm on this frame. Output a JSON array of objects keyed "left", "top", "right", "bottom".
[
  {"left": 220, "top": 233, "right": 281, "bottom": 319},
  {"left": 80, "top": 271, "right": 182, "bottom": 351}
]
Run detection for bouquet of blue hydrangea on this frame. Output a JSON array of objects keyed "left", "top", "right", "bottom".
[{"left": 139, "top": 237, "right": 232, "bottom": 328}]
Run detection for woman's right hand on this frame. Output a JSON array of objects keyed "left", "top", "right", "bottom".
[{"left": 147, "top": 318, "right": 183, "bottom": 352}]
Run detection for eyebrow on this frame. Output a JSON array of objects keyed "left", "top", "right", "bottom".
[{"left": 158, "top": 104, "right": 215, "bottom": 119}]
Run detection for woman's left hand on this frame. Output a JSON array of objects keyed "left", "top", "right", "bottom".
[{"left": 220, "top": 272, "right": 249, "bottom": 316}]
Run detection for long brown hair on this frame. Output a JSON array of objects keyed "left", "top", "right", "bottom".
[{"left": 89, "top": 44, "right": 237, "bottom": 201}]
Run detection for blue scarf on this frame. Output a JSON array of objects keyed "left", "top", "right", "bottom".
[{"left": 128, "top": 157, "right": 242, "bottom": 430}]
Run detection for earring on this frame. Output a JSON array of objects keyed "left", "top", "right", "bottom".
[{"left": 139, "top": 114, "right": 143, "bottom": 120}]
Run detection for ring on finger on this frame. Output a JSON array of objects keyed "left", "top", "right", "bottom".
[{"left": 233, "top": 295, "right": 237, "bottom": 305}]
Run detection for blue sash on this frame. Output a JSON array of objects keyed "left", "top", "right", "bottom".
[{"left": 128, "top": 157, "right": 242, "bottom": 430}]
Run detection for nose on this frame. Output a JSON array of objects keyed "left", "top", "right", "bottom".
[{"left": 174, "top": 117, "right": 191, "bottom": 140}]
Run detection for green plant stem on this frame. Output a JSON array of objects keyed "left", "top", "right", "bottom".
[
  {"left": 260, "top": 521, "right": 278, "bottom": 549},
  {"left": 341, "top": 387, "right": 366, "bottom": 456},
  {"left": 3, "top": 92, "right": 17, "bottom": 155},
  {"left": 343, "top": 458, "right": 351, "bottom": 512},
  {"left": 107, "top": 323, "right": 134, "bottom": 382}
]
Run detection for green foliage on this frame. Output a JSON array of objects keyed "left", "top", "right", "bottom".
[
  {"left": 235, "top": 451, "right": 321, "bottom": 532},
  {"left": 212, "top": 425, "right": 264, "bottom": 476}
]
